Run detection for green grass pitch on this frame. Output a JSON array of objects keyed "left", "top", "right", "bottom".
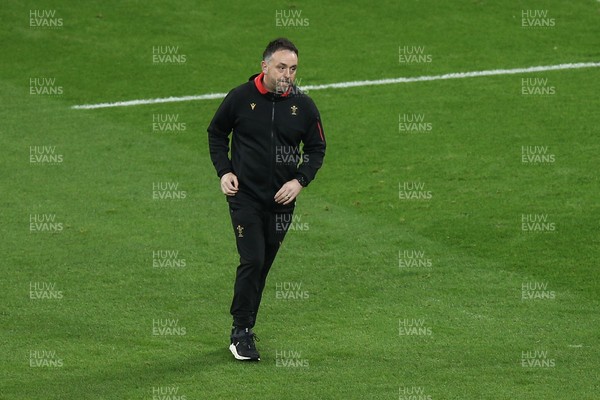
[{"left": 1, "top": 1, "right": 599, "bottom": 398}]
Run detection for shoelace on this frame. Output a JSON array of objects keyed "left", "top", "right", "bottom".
[{"left": 240, "top": 332, "right": 260, "bottom": 348}]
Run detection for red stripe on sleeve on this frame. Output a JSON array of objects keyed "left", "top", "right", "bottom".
[{"left": 317, "top": 121, "right": 324, "bottom": 142}]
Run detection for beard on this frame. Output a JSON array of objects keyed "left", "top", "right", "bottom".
[{"left": 276, "top": 78, "right": 292, "bottom": 94}]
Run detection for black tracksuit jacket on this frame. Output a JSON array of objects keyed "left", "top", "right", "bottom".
[{"left": 208, "top": 73, "right": 326, "bottom": 210}]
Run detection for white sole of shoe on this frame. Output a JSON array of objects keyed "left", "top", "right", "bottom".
[{"left": 229, "top": 343, "right": 260, "bottom": 361}]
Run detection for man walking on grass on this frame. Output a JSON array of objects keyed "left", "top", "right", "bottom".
[{"left": 207, "top": 38, "right": 326, "bottom": 361}]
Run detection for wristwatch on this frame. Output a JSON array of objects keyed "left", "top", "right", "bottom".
[{"left": 296, "top": 174, "right": 308, "bottom": 187}]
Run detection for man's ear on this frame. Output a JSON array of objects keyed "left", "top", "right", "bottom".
[{"left": 261, "top": 60, "right": 268, "bottom": 74}]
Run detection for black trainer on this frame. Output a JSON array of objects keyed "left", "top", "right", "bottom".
[{"left": 229, "top": 327, "right": 260, "bottom": 361}]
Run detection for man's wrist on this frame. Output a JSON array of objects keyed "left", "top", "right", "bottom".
[{"left": 219, "top": 169, "right": 233, "bottom": 179}]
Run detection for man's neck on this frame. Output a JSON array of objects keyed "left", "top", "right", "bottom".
[{"left": 261, "top": 75, "right": 275, "bottom": 93}]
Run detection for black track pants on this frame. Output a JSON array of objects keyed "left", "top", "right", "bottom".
[{"left": 229, "top": 203, "right": 293, "bottom": 329}]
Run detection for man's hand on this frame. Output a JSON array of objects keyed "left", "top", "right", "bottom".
[
  {"left": 274, "top": 179, "right": 302, "bottom": 205},
  {"left": 220, "top": 172, "right": 239, "bottom": 196}
]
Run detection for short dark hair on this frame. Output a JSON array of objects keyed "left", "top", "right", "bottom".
[{"left": 262, "top": 38, "right": 298, "bottom": 61}]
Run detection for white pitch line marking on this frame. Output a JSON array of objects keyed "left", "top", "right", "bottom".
[{"left": 72, "top": 61, "right": 600, "bottom": 110}]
